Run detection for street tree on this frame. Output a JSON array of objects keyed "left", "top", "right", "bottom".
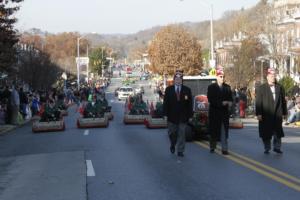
[
  {"left": 225, "top": 37, "right": 266, "bottom": 89},
  {"left": 253, "top": 0, "right": 284, "bottom": 69},
  {"left": 20, "top": 32, "right": 88, "bottom": 75},
  {"left": 17, "top": 46, "right": 61, "bottom": 90},
  {"left": 0, "top": 0, "right": 23, "bottom": 73},
  {"left": 148, "top": 25, "right": 202, "bottom": 76},
  {"left": 128, "top": 44, "right": 148, "bottom": 64},
  {"left": 89, "top": 47, "right": 110, "bottom": 76}
]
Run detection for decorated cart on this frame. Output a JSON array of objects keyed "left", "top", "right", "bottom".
[
  {"left": 144, "top": 101, "right": 167, "bottom": 128},
  {"left": 32, "top": 102, "right": 65, "bottom": 133},
  {"left": 123, "top": 94, "right": 150, "bottom": 124},
  {"left": 77, "top": 97, "right": 109, "bottom": 128}
]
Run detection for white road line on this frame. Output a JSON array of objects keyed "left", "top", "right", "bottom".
[
  {"left": 86, "top": 160, "right": 96, "bottom": 177},
  {"left": 84, "top": 130, "right": 89, "bottom": 136},
  {"left": 282, "top": 137, "right": 300, "bottom": 143}
]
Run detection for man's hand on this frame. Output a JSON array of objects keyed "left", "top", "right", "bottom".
[
  {"left": 257, "top": 115, "right": 262, "bottom": 121},
  {"left": 222, "top": 101, "right": 228, "bottom": 106},
  {"left": 283, "top": 115, "right": 287, "bottom": 121},
  {"left": 222, "top": 101, "right": 233, "bottom": 107}
]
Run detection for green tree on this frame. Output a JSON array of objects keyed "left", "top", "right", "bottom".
[
  {"left": 0, "top": 0, "right": 23, "bottom": 73},
  {"left": 89, "top": 47, "right": 110, "bottom": 76},
  {"left": 18, "top": 46, "right": 61, "bottom": 90},
  {"left": 278, "top": 76, "right": 295, "bottom": 97}
]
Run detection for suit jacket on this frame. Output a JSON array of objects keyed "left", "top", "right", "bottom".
[
  {"left": 207, "top": 83, "right": 233, "bottom": 140},
  {"left": 163, "top": 85, "right": 193, "bottom": 124},
  {"left": 256, "top": 83, "right": 287, "bottom": 139}
]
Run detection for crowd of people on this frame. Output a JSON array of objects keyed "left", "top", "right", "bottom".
[
  {"left": 0, "top": 78, "right": 111, "bottom": 125},
  {"left": 0, "top": 84, "right": 77, "bottom": 125}
]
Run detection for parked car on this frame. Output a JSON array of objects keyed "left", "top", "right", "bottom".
[{"left": 118, "top": 86, "right": 134, "bottom": 101}]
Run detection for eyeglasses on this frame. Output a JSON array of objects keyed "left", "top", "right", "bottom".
[{"left": 218, "top": 76, "right": 224, "bottom": 78}]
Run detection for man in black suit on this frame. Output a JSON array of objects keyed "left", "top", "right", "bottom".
[
  {"left": 163, "top": 70, "right": 193, "bottom": 157},
  {"left": 256, "top": 68, "right": 287, "bottom": 154},
  {"left": 207, "top": 67, "right": 233, "bottom": 155}
]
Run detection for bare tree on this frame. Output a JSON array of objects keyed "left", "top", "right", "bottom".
[{"left": 225, "top": 37, "right": 266, "bottom": 88}]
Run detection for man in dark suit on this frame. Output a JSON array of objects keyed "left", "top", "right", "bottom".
[
  {"left": 163, "top": 70, "right": 193, "bottom": 157},
  {"left": 256, "top": 68, "right": 287, "bottom": 154},
  {"left": 207, "top": 67, "right": 233, "bottom": 155}
]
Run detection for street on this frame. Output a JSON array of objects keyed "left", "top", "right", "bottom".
[{"left": 0, "top": 77, "right": 300, "bottom": 200}]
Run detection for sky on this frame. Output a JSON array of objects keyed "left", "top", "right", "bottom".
[{"left": 15, "top": 0, "right": 261, "bottom": 34}]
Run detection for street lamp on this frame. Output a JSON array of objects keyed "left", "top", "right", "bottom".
[
  {"left": 257, "top": 56, "right": 269, "bottom": 84},
  {"left": 76, "top": 32, "right": 96, "bottom": 90},
  {"left": 180, "top": 0, "right": 214, "bottom": 67}
]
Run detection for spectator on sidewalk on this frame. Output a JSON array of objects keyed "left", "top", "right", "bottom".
[
  {"left": 0, "top": 102, "right": 6, "bottom": 125},
  {"left": 10, "top": 85, "right": 20, "bottom": 125},
  {"left": 285, "top": 97, "right": 300, "bottom": 125},
  {"left": 239, "top": 88, "right": 247, "bottom": 118},
  {"left": 19, "top": 87, "right": 28, "bottom": 119},
  {"left": 2, "top": 85, "right": 11, "bottom": 124}
]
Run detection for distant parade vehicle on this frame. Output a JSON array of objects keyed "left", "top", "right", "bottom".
[
  {"left": 125, "top": 66, "right": 133, "bottom": 74},
  {"left": 118, "top": 86, "right": 134, "bottom": 101}
]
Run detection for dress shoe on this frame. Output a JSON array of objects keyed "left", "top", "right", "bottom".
[
  {"left": 170, "top": 145, "right": 175, "bottom": 154},
  {"left": 264, "top": 150, "right": 270, "bottom": 154},
  {"left": 273, "top": 149, "right": 283, "bottom": 154},
  {"left": 177, "top": 152, "right": 184, "bottom": 157},
  {"left": 210, "top": 149, "right": 215, "bottom": 153},
  {"left": 222, "top": 150, "right": 229, "bottom": 155}
]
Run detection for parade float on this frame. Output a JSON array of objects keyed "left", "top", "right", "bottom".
[
  {"left": 32, "top": 101, "right": 65, "bottom": 133},
  {"left": 144, "top": 101, "right": 167, "bottom": 129},
  {"left": 77, "top": 96, "right": 109, "bottom": 128},
  {"left": 123, "top": 94, "right": 150, "bottom": 124}
]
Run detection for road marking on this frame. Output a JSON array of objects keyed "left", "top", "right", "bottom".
[
  {"left": 84, "top": 130, "right": 89, "bottom": 136},
  {"left": 194, "top": 141, "right": 300, "bottom": 192},
  {"left": 243, "top": 123, "right": 258, "bottom": 127},
  {"left": 282, "top": 137, "right": 300, "bottom": 144},
  {"left": 86, "top": 160, "right": 96, "bottom": 177}
]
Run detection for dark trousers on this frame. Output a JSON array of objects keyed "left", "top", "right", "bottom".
[
  {"left": 209, "top": 123, "right": 228, "bottom": 151},
  {"left": 263, "top": 134, "right": 281, "bottom": 151},
  {"left": 168, "top": 122, "right": 186, "bottom": 153}
]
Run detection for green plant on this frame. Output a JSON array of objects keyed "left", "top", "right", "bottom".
[{"left": 278, "top": 76, "right": 295, "bottom": 97}]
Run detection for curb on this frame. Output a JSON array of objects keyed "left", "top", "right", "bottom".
[
  {"left": 0, "top": 125, "right": 16, "bottom": 135},
  {"left": 0, "top": 119, "right": 31, "bottom": 136}
]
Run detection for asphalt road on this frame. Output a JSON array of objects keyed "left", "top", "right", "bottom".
[{"left": 0, "top": 76, "right": 300, "bottom": 200}]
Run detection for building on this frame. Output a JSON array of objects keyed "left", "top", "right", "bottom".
[
  {"left": 273, "top": 0, "right": 300, "bottom": 81},
  {"left": 215, "top": 32, "right": 246, "bottom": 68},
  {"left": 215, "top": 0, "right": 300, "bottom": 82}
]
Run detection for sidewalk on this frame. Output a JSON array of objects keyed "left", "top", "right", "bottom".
[
  {"left": 0, "top": 124, "right": 16, "bottom": 135},
  {"left": 0, "top": 119, "right": 31, "bottom": 136}
]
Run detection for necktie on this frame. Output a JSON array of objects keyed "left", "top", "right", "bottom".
[{"left": 176, "top": 86, "right": 180, "bottom": 101}]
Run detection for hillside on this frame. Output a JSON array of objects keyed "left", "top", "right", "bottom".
[{"left": 21, "top": 1, "right": 265, "bottom": 61}]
